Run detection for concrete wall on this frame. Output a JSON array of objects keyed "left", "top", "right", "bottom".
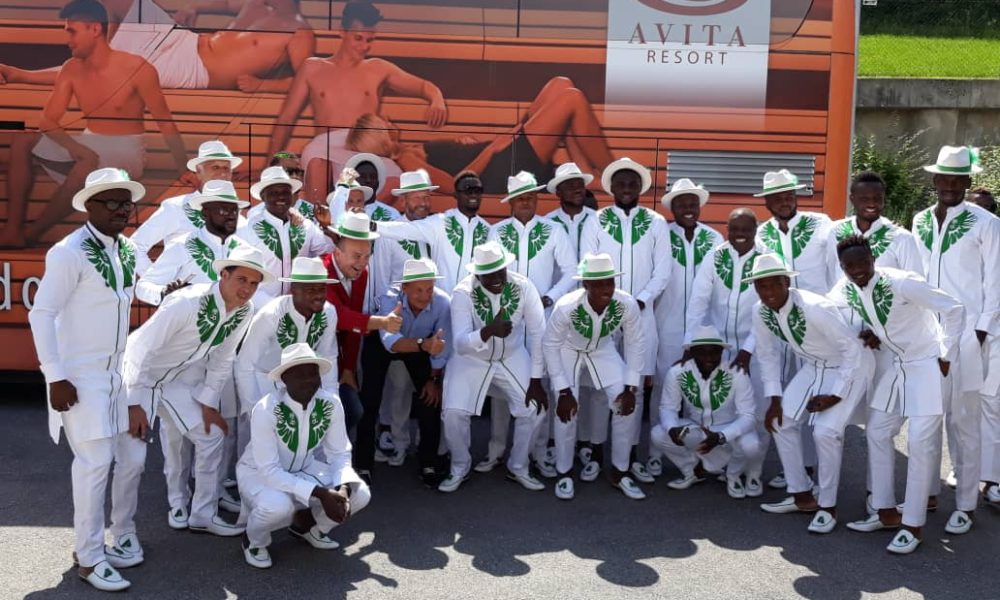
[{"left": 854, "top": 79, "right": 1000, "bottom": 151}]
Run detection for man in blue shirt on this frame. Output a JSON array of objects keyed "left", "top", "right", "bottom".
[{"left": 356, "top": 258, "right": 452, "bottom": 487}]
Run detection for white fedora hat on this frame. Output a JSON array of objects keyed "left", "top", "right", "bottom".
[
  {"left": 465, "top": 240, "right": 515, "bottom": 275},
  {"left": 391, "top": 168, "right": 439, "bottom": 196},
  {"left": 741, "top": 253, "right": 799, "bottom": 283},
  {"left": 268, "top": 342, "right": 333, "bottom": 382},
  {"left": 500, "top": 171, "right": 546, "bottom": 203},
  {"left": 684, "top": 325, "right": 731, "bottom": 349},
  {"left": 546, "top": 162, "right": 594, "bottom": 194},
  {"left": 189, "top": 180, "right": 250, "bottom": 210},
  {"left": 753, "top": 169, "right": 807, "bottom": 198},
  {"left": 601, "top": 157, "right": 652, "bottom": 196},
  {"left": 923, "top": 145, "right": 982, "bottom": 175},
  {"left": 71, "top": 167, "right": 146, "bottom": 212},
  {"left": 212, "top": 244, "right": 276, "bottom": 283},
  {"left": 329, "top": 211, "right": 380, "bottom": 241},
  {"left": 278, "top": 256, "right": 339, "bottom": 284},
  {"left": 572, "top": 253, "right": 623, "bottom": 281},
  {"left": 251, "top": 166, "right": 304, "bottom": 200},
  {"left": 661, "top": 178, "right": 709, "bottom": 207},
  {"left": 343, "top": 179, "right": 374, "bottom": 202},
  {"left": 186, "top": 140, "right": 242, "bottom": 172},
  {"left": 393, "top": 257, "right": 444, "bottom": 284},
  {"left": 346, "top": 152, "right": 388, "bottom": 195}
]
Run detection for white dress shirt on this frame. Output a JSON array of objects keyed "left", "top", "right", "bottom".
[
  {"left": 654, "top": 222, "right": 724, "bottom": 352},
  {"left": 659, "top": 363, "right": 756, "bottom": 441},
  {"left": 685, "top": 243, "right": 764, "bottom": 353},
  {"left": 757, "top": 211, "right": 834, "bottom": 294},
  {"left": 135, "top": 228, "right": 246, "bottom": 305},
  {"left": 546, "top": 206, "right": 596, "bottom": 261},
  {"left": 238, "top": 207, "right": 334, "bottom": 300},
  {"left": 490, "top": 215, "right": 577, "bottom": 302},
  {"left": 826, "top": 216, "right": 922, "bottom": 281}
]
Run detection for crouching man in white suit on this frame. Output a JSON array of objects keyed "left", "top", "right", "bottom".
[{"left": 237, "top": 343, "right": 370, "bottom": 569}]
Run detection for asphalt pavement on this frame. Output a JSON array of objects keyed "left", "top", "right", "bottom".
[{"left": 1, "top": 384, "right": 997, "bottom": 600}]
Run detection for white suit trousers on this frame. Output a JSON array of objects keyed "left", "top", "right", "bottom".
[
  {"left": 158, "top": 407, "right": 225, "bottom": 526},
  {"left": 574, "top": 385, "right": 609, "bottom": 445},
  {"left": 65, "top": 432, "right": 147, "bottom": 567},
  {"left": 981, "top": 390, "right": 1000, "bottom": 483},
  {"left": 553, "top": 384, "right": 637, "bottom": 474},
  {"left": 942, "top": 372, "right": 983, "bottom": 512},
  {"left": 867, "top": 409, "right": 942, "bottom": 528},
  {"left": 244, "top": 480, "right": 371, "bottom": 548},
  {"left": 650, "top": 421, "right": 759, "bottom": 477}
]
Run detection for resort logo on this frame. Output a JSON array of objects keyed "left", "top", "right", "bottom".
[{"left": 637, "top": 0, "right": 750, "bottom": 15}]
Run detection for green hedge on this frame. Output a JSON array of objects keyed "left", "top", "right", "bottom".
[{"left": 861, "top": 1, "right": 1000, "bottom": 37}]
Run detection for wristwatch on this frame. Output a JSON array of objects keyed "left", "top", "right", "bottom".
[{"left": 417, "top": 337, "right": 425, "bottom": 351}]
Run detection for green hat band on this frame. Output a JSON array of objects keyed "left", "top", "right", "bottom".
[
  {"left": 934, "top": 164, "right": 973, "bottom": 174},
  {"left": 401, "top": 271, "right": 437, "bottom": 281},
  {"left": 474, "top": 256, "right": 507, "bottom": 272},
  {"left": 751, "top": 267, "right": 791, "bottom": 278},
  {"left": 288, "top": 274, "right": 330, "bottom": 281},
  {"left": 204, "top": 152, "right": 234, "bottom": 158},
  {"left": 579, "top": 268, "right": 617, "bottom": 278},
  {"left": 338, "top": 226, "right": 370, "bottom": 238},
  {"left": 507, "top": 183, "right": 538, "bottom": 196},
  {"left": 400, "top": 182, "right": 433, "bottom": 190},
  {"left": 762, "top": 181, "right": 799, "bottom": 193},
  {"left": 689, "top": 338, "right": 725, "bottom": 345}
]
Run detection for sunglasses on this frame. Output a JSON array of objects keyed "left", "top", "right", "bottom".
[
  {"left": 204, "top": 204, "right": 240, "bottom": 215},
  {"left": 458, "top": 185, "right": 484, "bottom": 194},
  {"left": 89, "top": 198, "right": 136, "bottom": 212}
]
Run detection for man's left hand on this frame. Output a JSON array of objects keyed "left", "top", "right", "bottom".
[
  {"left": 615, "top": 387, "right": 636, "bottom": 416},
  {"left": 730, "top": 350, "right": 752, "bottom": 374},
  {"left": 977, "top": 330, "right": 988, "bottom": 345},
  {"left": 525, "top": 378, "right": 548, "bottom": 415},
  {"left": 806, "top": 394, "right": 841, "bottom": 413},
  {"left": 697, "top": 427, "right": 723, "bottom": 454},
  {"left": 420, "top": 380, "right": 442, "bottom": 407},
  {"left": 541, "top": 296, "right": 553, "bottom": 309},
  {"left": 201, "top": 404, "right": 229, "bottom": 435},
  {"left": 128, "top": 405, "right": 149, "bottom": 440}
]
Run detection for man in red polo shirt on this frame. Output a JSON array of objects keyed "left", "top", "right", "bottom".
[{"left": 322, "top": 211, "right": 402, "bottom": 442}]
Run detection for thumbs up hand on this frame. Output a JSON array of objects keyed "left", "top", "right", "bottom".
[
  {"left": 426, "top": 328, "right": 447, "bottom": 356},
  {"left": 490, "top": 306, "right": 513, "bottom": 339},
  {"left": 381, "top": 302, "right": 403, "bottom": 333}
]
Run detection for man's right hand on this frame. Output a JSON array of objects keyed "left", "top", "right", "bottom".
[
  {"left": 668, "top": 426, "right": 686, "bottom": 447},
  {"left": 938, "top": 358, "right": 951, "bottom": 377},
  {"left": 313, "top": 486, "right": 350, "bottom": 523},
  {"left": 49, "top": 380, "right": 78, "bottom": 412},
  {"left": 379, "top": 303, "right": 404, "bottom": 333},
  {"left": 859, "top": 329, "right": 881, "bottom": 350},
  {"left": 764, "top": 396, "right": 783, "bottom": 434},
  {"left": 162, "top": 278, "right": 191, "bottom": 300},
  {"left": 480, "top": 307, "right": 512, "bottom": 341},
  {"left": 555, "top": 391, "right": 578, "bottom": 423}
]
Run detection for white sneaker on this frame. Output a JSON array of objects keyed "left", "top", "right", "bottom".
[
  {"left": 219, "top": 488, "right": 241, "bottom": 513},
  {"left": 744, "top": 476, "right": 763, "bottom": 497},
  {"left": 387, "top": 449, "right": 406, "bottom": 467},
  {"left": 533, "top": 459, "right": 558, "bottom": 479},
  {"left": 667, "top": 472, "right": 705, "bottom": 490},
  {"left": 886, "top": 529, "right": 921, "bottom": 555},
  {"left": 79, "top": 560, "right": 130, "bottom": 592},
  {"left": 726, "top": 476, "right": 747, "bottom": 499},
  {"left": 985, "top": 484, "right": 1000, "bottom": 504},
  {"left": 555, "top": 476, "right": 575, "bottom": 500},
  {"left": 944, "top": 510, "right": 973, "bottom": 535},
  {"left": 577, "top": 446, "right": 593, "bottom": 465},
  {"left": 768, "top": 473, "right": 788, "bottom": 489},
  {"left": 807, "top": 510, "right": 837, "bottom": 534},
  {"left": 104, "top": 543, "right": 143, "bottom": 569},
  {"left": 646, "top": 456, "right": 663, "bottom": 477},
  {"left": 243, "top": 542, "right": 272, "bottom": 569},
  {"left": 945, "top": 470, "right": 957, "bottom": 489},
  {"left": 189, "top": 515, "right": 246, "bottom": 537},
  {"left": 507, "top": 471, "right": 545, "bottom": 491},
  {"left": 617, "top": 476, "right": 646, "bottom": 500},
  {"left": 289, "top": 524, "right": 340, "bottom": 550},
  {"left": 580, "top": 461, "right": 601, "bottom": 482},
  {"left": 438, "top": 473, "right": 467, "bottom": 493},
  {"left": 630, "top": 462, "right": 655, "bottom": 484},
  {"left": 473, "top": 457, "right": 500, "bottom": 473},
  {"left": 167, "top": 506, "right": 189, "bottom": 530},
  {"left": 378, "top": 430, "right": 395, "bottom": 453}
]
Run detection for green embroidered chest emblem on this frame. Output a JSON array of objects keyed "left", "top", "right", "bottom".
[
  {"left": 82, "top": 237, "right": 116, "bottom": 289},
  {"left": 670, "top": 230, "right": 686, "bottom": 266},
  {"left": 552, "top": 215, "right": 568, "bottom": 234},
  {"left": 498, "top": 223, "right": 519, "bottom": 255},
  {"left": 787, "top": 304, "right": 807, "bottom": 346},
  {"left": 370, "top": 205, "right": 392, "bottom": 222},
  {"left": 760, "top": 306, "right": 786, "bottom": 342},
  {"left": 715, "top": 248, "right": 734, "bottom": 289},
  {"left": 693, "top": 228, "right": 714, "bottom": 265},
  {"left": 739, "top": 252, "right": 757, "bottom": 292},
  {"left": 599, "top": 209, "right": 623, "bottom": 244},
  {"left": 599, "top": 298, "right": 624, "bottom": 338},
  {"left": 940, "top": 210, "right": 976, "bottom": 254},
  {"left": 678, "top": 370, "right": 701, "bottom": 407},
  {"left": 185, "top": 237, "right": 218, "bottom": 281},
  {"left": 445, "top": 216, "right": 464, "bottom": 256},
  {"left": 759, "top": 222, "right": 783, "bottom": 258},
  {"left": 915, "top": 211, "right": 934, "bottom": 251},
  {"left": 867, "top": 225, "right": 894, "bottom": 258},
  {"left": 709, "top": 369, "right": 732, "bottom": 410},
  {"left": 630, "top": 209, "right": 652, "bottom": 245},
  {"left": 288, "top": 223, "right": 305, "bottom": 259},
  {"left": 527, "top": 221, "right": 552, "bottom": 260},
  {"left": 834, "top": 220, "right": 854, "bottom": 242},
  {"left": 471, "top": 285, "right": 493, "bottom": 324},
  {"left": 253, "top": 220, "right": 283, "bottom": 260},
  {"left": 276, "top": 312, "right": 299, "bottom": 348},
  {"left": 275, "top": 403, "right": 299, "bottom": 452},
  {"left": 118, "top": 238, "right": 136, "bottom": 288},
  {"left": 472, "top": 222, "right": 489, "bottom": 251},
  {"left": 196, "top": 294, "right": 221, "bottom": 343},
  {"left": 843, "top": 284, "right": 873, "bottom": 326},
  {"left": 183, "top": 201, "right": 204, "bottom": 228},
  {"left": 872, "top": 277, "right": 894, "bottom": 326},
  {"left": 211, "top": 305, "right": 249, "bottom": 347},
  {"left": 499, "top": 281, "right": 521, "bottom": 319},
  {"left": 307, "top": 397, "right": 334, "bottom": 450},
  {"left": 398, "top": 239, "right": 422, "bottom": 259},
  {"left": 570, "top": 304, "right": 594, "bottom": 338},
  {"left": 306, "top": 311, "right": 328, "bottom": 348},
  {"left": 790, "top": 217, "right": 818, "bottom": 258}
]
